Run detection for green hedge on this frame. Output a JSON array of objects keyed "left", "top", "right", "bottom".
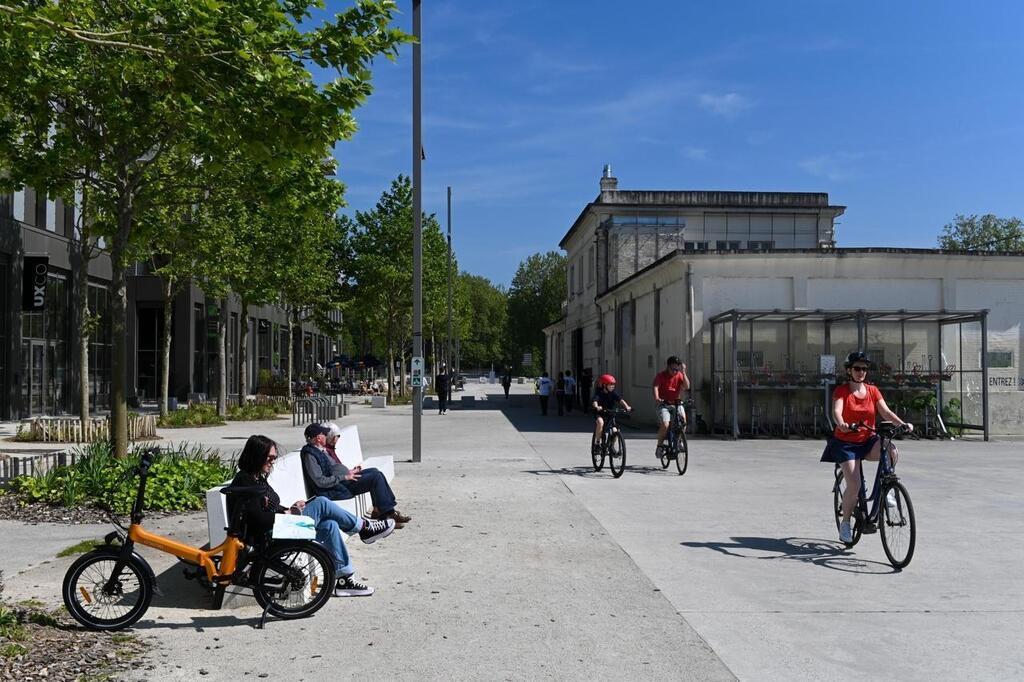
[
  {"left": 9, "top": 441, "right": 232, "bottom": 514},
  {"left": 157, "top": 403, "right": 225, "bottom": 428},
  {"left": 226, "top": 403, "right": 281, "bottom": 421}
]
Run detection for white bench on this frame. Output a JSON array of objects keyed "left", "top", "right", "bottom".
[{"left": 206, "top": 424, "right": 395, "bottom": 547}]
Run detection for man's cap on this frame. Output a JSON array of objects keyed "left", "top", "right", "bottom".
[{"left": 304, "top": 423, "right": 330, "bottom": 440}]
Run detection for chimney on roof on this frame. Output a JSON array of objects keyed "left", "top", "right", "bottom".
[{"left": 600, "top": 164, "right": 618, "bottom": 192}]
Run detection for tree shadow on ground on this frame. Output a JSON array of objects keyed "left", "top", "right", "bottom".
[{"left": 681, "top": 536, "right": 896, "bottom": 574}]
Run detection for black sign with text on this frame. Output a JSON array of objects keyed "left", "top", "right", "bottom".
[{"left": 22, "top": 256, "right": 48, "bottom": 311}]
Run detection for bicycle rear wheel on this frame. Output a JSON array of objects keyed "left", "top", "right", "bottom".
[
  {"left": 608, "top": 432, "right": 627, "bottom": 478},
  {"left": 880, "top": 481, "right": 916, "bottom": 569},
  {"left": 252, "top": 541, "right": 335, "bottom": 619},
  {"left": 62, "top": 549, "right": 153, "bottom": 630},
  {"left": 675, "top": 431, "right": 688, "bottom": 476},
  {"left": 833, "top": 471, "right": 862, "bottom": 547}
]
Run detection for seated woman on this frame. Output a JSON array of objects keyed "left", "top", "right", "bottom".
[{"left": 230, "top": 435, "right": 395, "bottom": 597}]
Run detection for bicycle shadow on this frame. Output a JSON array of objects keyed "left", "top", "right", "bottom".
[
  {"left": 680, "top": 536, "right": 896, "bottom": 574},
  {"left": 522, "top": 464, "right": 681, "bottom": 478}
]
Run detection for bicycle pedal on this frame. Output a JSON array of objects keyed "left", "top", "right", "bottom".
[{"left": 860, "top": 522, "right": 878, "bottom": 534}]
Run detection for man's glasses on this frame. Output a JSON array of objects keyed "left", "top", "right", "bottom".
[{"left": 851, "top": 366, "right": 869, "bottom": 373}]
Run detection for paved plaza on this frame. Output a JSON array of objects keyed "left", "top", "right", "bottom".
[{"left": 2, "top": 382, "right": 1022, "bottom": 680}]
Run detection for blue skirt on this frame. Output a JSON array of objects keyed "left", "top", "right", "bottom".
[{"left": 820, "top": 435, "right": 879, "bottom": 463}]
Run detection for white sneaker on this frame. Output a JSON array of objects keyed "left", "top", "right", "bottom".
[
  {"left": 885, "top": 489, "right": 899, "bottom": 513},
  {"left": 839, "top": 520, "right": 853, "bottom": 544}
]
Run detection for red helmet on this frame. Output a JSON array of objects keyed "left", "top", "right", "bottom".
[{"left": 598, "top": 374, "right": 616, "bottom": 387}]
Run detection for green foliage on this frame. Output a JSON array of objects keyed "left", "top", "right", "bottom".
[
  {"left": 938, "top": 214, "right": 1024, "bottom": 251},
  {"left": 157, "top": 404, "right": 225, "bottom": 428},
  {"left": 12, "top": 425, "right": 34, "bottom": 442},
  {"left": 1, "top": 643, "right": 27, "bottom": 659},
  {"left": 456, "top": 273, "right": 508, "bottom": 369},
  {"left": 506, "top": 251, "right": 567, "bottom": 372},
  {"left": 11, "top": 442, "right": 231, "bottom": 514},
  {"left": 226, "top": 404, "right": 281, "bottom": 421},
  {"left": 56, "top": 539, "right": 104, "bottom": 558}
]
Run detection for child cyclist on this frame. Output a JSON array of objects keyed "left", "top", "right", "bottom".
[{"left": 591, "top": 374, "right": 632, "bottom": 454}]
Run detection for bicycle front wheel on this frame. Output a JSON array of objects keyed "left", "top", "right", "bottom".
[
  {"left": 833, "top": 471, "right": 862, "bottom": 547},
  {"left": 675, "top": 431, "right": 688, "bottom": 475},
  {"left": 880, "top": 481, "right": 916, "bottom": 569},
  {"left": 608, "top": 432, "right": 627, "bottom": 478},
  {"left": 591, "top": 440, "right": 605, "bottom": 471},
  {"left": 62, "top": 549, "right": 153, "bottom": 630},
  {"left": 253, "top": 541, "right": 335, "bottom": 619}
]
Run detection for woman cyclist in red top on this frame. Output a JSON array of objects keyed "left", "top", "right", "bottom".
[{"left": 822, "top": 351, "right": 912, "bottom": 543}]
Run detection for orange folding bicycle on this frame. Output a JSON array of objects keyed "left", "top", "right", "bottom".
[{"left": 62, "top": 448, "right": 334, "bottom": 630}]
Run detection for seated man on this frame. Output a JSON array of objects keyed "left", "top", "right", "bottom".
[{"left": 301, "top": 423, "right": 412, "bottom": 528}]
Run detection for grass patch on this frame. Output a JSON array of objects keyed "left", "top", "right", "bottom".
[
  {"left": 226, "top": 403, "right": 281, "bottom": 421},
  {"left": 56, "top": 539, "right": 103, "bottom": 558},
  {"left": 1, "top": 642, "right": 27, "bottom": 658},
  {"left": 157, "top": 403, "right": 226, "bottom": 428},
  {"left": 16, "top": 599, "right": 44, "bottom": 610},
  {"left": 10, "top": 441, "right": 232, "bottom": 514},
  {"left": 109, "top": 634, "right": 134, "bottom": 644}
]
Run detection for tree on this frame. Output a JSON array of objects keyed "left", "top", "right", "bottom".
[
  {"left": 456, "top": 273, "right": 507, "bottom": 370},
  {"left": 341, "top": 176, "right": 448, "bottom": 400},
  {"left": 506, "top": 251, "right": 567, "bottom": 373},
  {"left": 938, "top": 214, "right": 1024, "bottom": 251},
  {"left": 0, "top": 0, "right": 407, "bottom": 455}
]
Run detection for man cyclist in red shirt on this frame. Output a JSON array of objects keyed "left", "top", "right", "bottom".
[{"left": 653, "top": 355, "right": 690, "bottom": 459}]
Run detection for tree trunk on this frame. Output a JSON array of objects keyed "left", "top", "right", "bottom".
[
  {"left": 158, "top": 277, "right": 174, "bottom": 418},
  {"left": 110, "top": 197, "right": 132, "bottom": 459},
  {"left": 76, "top": 236, "right": 91, "bottom": 439},
  {"left": 217, "top": 297, "right": 228, "bottom": 417},
  {"left": 286, "top": 308, "right": 296, "bottom": 398},
  {"left": 238, "top": 301, "right": 249, "bottom": 406},
  {"left": 386, "top": 345, "right": 395, "bottom": 401}
]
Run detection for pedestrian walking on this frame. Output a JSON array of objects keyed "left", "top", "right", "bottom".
[
  {"left": 501, "top": 368, "right": 512, "bottom": 399},
  {"left": 555, "top": 372, "right": 566, "bottom": 415},
  {"left": 435, "top": 365, "right": 450, "bottom": 415},
  {"left": 564, "top": 370, "right": 576, "bottom": 413},
  {"left": 537, "top": 371, "right": 553, "bottom": 415}
]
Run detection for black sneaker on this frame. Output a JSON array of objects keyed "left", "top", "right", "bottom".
[
  {"left": 335, "top": 575, "right": 374, "bottom": 597},
  {"left": 359, "top": 517, "right": 395, "bottom": 544}
]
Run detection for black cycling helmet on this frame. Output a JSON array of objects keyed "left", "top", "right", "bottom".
[{"left": 844, "top": 351, "right": 871, "bottom": 368}]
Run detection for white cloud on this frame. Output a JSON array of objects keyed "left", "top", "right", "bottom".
[
  {"left": 797, "top": 153, "right": 866, "bottom": 182},
  {"left": 698, "top": 92, "right": 753, "bottom": 117}
]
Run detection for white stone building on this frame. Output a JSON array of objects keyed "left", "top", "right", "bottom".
[{"left": 544, "top": 168, "right": 1024, "bottom": 438}]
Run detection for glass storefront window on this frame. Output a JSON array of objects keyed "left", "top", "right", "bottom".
[{"left": 20, "top": 273, "right": 69, "bottom": 416}]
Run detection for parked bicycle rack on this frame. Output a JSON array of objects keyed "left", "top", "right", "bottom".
[{"left": 292, "top": 395, "right": 347, "bottom": 426}]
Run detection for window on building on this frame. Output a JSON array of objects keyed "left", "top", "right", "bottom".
[
  {"left": 193, "top": 304, "right": 205, "bottom": 394},
  {"left": 229, "top": 313, "right": 238, "bottom": 395},
  {"left": 587, "top": 246, "right": 595, "bottom": 285},
  {"left": 684, "top": 241, "right": 707, "bottom": 253},
  {"left": 987, "top": 351, "right": 1014, "bottom": 368},
  {"left": 748, "top": 240, "right": 774, "bottom": 251},
  {"left": 716, "top": 240, "right": 741, "bottom": 251},
  {"left": 20, "top": 273, "right": 70, "bottom": 416},
  {"left": 279, "top": 327, "right": 290, "bottom": 378},
  {"left": 568, "top": 264, "right": 575, "bottom": 299},
  {"left": 257, "top": 319, "right": 271, "bottom": 377}
]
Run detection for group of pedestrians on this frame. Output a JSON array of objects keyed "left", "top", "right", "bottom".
[{"left": 536, "top": 370, "right": 584, "bottom": 416}]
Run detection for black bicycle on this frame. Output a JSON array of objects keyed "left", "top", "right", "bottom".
[
  {"left": 592, "top": 408, "right": 628, "bottom": 478},
  {"left": 832, "top": 421, "right": 917, "bottom": 569},
  {"left": 658, "top": 400, "right": 688, "bottom": 475}
]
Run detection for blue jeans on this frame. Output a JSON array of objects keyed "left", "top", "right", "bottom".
[
  {"left": 320, "top": 468, "right": 397, "bottom": 514},
  {"left": 302, "top": 496, "right": 363, "bottom": 577}
]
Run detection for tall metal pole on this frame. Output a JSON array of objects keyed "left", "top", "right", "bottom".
[
  {"left": 446, "top": 186, "right": 453, "bottom": 404},
  {"left": 411, "top": 0, "right": 422, "bottom": 462}
]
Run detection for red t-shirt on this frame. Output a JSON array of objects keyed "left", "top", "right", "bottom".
[
  {"left": 832, "top": 383, "right": 883, "bottom": 443},
  {"left": 653, "top": 369, "right": 687, "bottom": 402}
]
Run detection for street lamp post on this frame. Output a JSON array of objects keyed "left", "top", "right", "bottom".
[
  {"left": 446, "top": 185, "right": 453, "bottom": 405},
  {"left": 411, "top": 0, "right": 422, "bottom": 463}
]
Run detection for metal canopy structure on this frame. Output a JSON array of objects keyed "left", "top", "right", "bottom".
[{"left": 709, "top": 308, "right": 990, "bottom": 441}]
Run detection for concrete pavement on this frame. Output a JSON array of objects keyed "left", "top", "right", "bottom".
[{"left": 2, "top": 382, "right": 1021, "bottom": 679}]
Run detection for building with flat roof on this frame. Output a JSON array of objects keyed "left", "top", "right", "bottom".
[
  {"left": 1, "top": 187, "right": 342, "bottom": 420},
  {"left": 545, "top": 168, "right": 1024, "bottom": 438}
]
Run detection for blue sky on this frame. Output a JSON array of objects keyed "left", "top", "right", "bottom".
[{"left": 324, "top": 1, "right": 1024, "bottom": 287}]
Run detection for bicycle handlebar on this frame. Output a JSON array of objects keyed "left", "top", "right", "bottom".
[{"left": 849, "top": 421, "right": 911, "bottom": 436}]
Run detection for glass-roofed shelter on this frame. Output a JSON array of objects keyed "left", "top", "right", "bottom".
[{"left": 709, "top": 309, "right": 990, "bottom": 440}]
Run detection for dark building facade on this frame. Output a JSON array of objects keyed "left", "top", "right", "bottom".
[{"left": 1, "top": 188, "right": 341, "bottom": 420}]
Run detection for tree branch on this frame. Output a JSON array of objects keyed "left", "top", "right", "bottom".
[{"left": 0, "top": 4, "right": 166, "bottom": 56}]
